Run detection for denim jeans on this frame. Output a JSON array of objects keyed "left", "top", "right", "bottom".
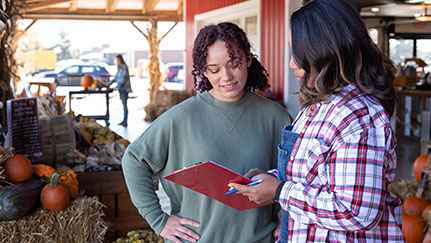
[
  {"left": 119, "top": 91, "right": 129, "bottom": 122},
  {"left": 277, "top": 125, "right": 299, "bottom": 242}
]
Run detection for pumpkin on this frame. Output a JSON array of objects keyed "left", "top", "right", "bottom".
[
  {"left": 40, "top": 172, "right": 70, "bottom": 211},
  {"left": 403, "top": 197, "right": 430, "bottom": 216},
  {"left": 58, "top": 170, "right": 79, "bottom": 198},
  {"left": 402, "top": 213, "right": 426, "bottom": 243},
  {"left": 0, "top": 177, "right": 44, "bottom": 221},
  {"left": 4, "top": 154, "right": 33, "bottom": 183},
  {"left": 80, "top": 75, "right": 94, "bottom": 89},
  {"left": 414, "top": 155, "right": 430, "bottom": 183}
]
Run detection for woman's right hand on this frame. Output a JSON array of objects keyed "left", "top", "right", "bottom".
[{"left": 160, "top": 215, "right": 200, "bottom": 243}]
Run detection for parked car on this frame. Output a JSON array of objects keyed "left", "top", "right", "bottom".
[
  {"left": 37, "top": 64, "right": 110, "bottom": 86},
  {"left": 164, "top": 63, "right": 184, "bottom": 82}
]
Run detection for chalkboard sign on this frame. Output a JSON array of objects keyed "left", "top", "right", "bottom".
[{"left": 7, "top": 97, "right": 43, "bottom": 163}]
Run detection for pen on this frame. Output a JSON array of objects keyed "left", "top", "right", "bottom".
[{"left": 225, "top": 179, "right": 263, "bottom": 195}]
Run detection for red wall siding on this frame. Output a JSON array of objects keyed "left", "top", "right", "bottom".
[
  {"left": 261, "top": 0, "right": 285, "bottom": 100},
  {"left": 185, "top": 0, "right": 285, "bottom": 100}
]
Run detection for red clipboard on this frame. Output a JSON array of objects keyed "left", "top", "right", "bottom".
[{"left": 163, "top": 161, "right": 272, "bottom": 211}]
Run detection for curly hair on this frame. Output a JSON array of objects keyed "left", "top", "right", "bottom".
[
  {"left": 192, "top": 22, "right": 269, "bottom": 93},
  {"left": 291, "top": 0, "right": 396, "bottom": 116}
]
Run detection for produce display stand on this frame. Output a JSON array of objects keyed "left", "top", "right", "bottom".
[
  {"left": 68, "top": 88, "right": 113, "bottom": 126},
  {"left": 77, "top": 170, "right": 150, "bottom": 241}
]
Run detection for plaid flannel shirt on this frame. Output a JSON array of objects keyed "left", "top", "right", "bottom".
[{"left": 275, "top": 85, "right": 404, "bottom": 242}]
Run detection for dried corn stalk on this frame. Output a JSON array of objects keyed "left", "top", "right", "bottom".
[
  {"left": 0, "top": 0, "right": 25, "bottom": 128},
  {"left": 37, "top": 93, "right": 66, "bottom": 118},
  {"left": 131, "top": 19, "right": 178, "bottom": 102},
  {"left": 115, "top": 229, "right": 164, "bottom": 243}
]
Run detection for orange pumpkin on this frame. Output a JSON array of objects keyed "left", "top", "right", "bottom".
[
  {"left": 414, "top": 155, "right": 430, "bottom": 183},
  {"left": 403, "top": 197, "right": 430, "bottom": 216},
  {"left": 80, "top": 75, "right": 94, "bottom": 89},
  {"left": 4, "top": 154, "right": 33, "bottom": 183},
  {"left": 402, "top": 213, "right": 426, "bottom": 243},
  {"left": 40, "top": 172, "right": 70, "bottom": 211}
]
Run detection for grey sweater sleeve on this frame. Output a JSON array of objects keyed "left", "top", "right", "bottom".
[{"left": 122, "top": 146, "right": 169, "bottom": 234}]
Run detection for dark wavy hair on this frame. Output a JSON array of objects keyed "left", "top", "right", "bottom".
[
  {"left": 192, "top": 22, "right": 269, "bottom": 93},
  {"left": 291, "top": 0, "right": 396, "bottom": 116}
]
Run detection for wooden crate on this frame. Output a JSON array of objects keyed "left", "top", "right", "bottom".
[
  {"left": 39, "top": 114, "right": 76, "bottom": 166},
  {"left": 77, "top": 170, "right": 150, "bottom": 242}
]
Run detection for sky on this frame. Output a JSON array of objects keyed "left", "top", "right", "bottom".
[{"left": 19, "top": 19, "right": 185, "bottom": 52}]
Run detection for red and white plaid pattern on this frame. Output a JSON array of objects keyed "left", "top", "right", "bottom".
[{"left": 276, "top": 85, "right": 404, "bottom": 242}]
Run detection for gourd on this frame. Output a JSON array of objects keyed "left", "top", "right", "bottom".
[
  {"left": 32, "top": 164, "right": 56, "bottom": 183},
  {"left": 4, "top": 154, "right": 33, "bottom": 183},
  {"left": 0, "top": 177, "right": 44, "bottom": 221},
  {"left": 413, "top": 155, "right": 430, "bottom": 183},
  {"left": 40, "top": 172, "right": 70, "bottom": 211},
  {"left": 80, "top": 75, "right": 94, "bottom": 89}
]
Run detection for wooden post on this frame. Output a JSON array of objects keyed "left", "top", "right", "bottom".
[{"left": 130, "top": 19, "right": 178, "bottom": 102}]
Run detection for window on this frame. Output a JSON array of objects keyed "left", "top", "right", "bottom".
[
  {"left": 195, "top": 0, "right": 260, "bottom": 57},
  {"left": 417, "top": 39, "right": 431, "bottom": 73},
  {"left": 82, "top": 66, "right": 95, "bottom": 73},
  {"left": 389, "top": 39, "right": 414, "bottom": 66},
  {"left": 64, "top": 66, "right": 79, "bottom": 74}
]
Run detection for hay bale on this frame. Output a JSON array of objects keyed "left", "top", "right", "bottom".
[
  {"left": 389, "top": 179, "right": 431, "bottom": 201},
  {"left": 0, "top": 196, "right": 108, "bottom": 242},
  {"left": 144, "top": 90, "right": 191, "bottom": 121}
]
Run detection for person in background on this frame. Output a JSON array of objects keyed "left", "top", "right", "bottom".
[
  {"left": 110, "top": 54, "right": 131, "bottom": 127},
  {"left": 121, "top": 22, "right": 292, "bottom": 243},
  {"left": 229, "top": 0, "right": 405, "bottom": 242}
]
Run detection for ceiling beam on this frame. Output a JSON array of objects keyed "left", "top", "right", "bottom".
[
  {"left": 177, "top": 0, "right": 183, "bottom": 15},
  {"left": 142, "top": 0, "right": 160, "bottom": 14},
  {"left": 106, "top": 0, "right": 120, "bottom": 13},
  {"left": 27, "top": 0, "right": 73, "bottom": 12},
  {"left": 23, "top": 10, "right": 182, "bottom": 22},
  {"left": 69, "top": 0, "right": 78, "bottom": 12}
]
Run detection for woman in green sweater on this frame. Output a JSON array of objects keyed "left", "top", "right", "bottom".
[{"left": 122, "top": 22, "right": 292, "bottom": 243}]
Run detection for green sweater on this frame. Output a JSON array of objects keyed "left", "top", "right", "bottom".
[{"left": 122, "top": 91, "right": 292, "bottom": 243}]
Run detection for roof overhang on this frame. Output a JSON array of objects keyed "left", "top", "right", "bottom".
[{"left": 21, "top": 0, "right": 183, "bottom": 22}]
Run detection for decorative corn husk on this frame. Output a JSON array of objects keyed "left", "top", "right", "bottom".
[
  {"left": 131, "top": 19, "right": 178, "bottom": 102},
  {"left": 0, "top": 0, "right": 25, "bottom": 127}
]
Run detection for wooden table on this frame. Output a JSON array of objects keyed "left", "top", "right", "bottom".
[
  {"left": 68, "top": 88, "right": 113, "bottom": 126},
  {"left": 396, "top": 89, "right": 431, "bottom": 136},
  {"left": 28, "top": 77, "right": 56, "bottom": 96}
]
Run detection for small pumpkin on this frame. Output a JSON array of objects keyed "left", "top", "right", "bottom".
[
  {"left": 40, "top": 172, "right": 70, "bottom": 211},
  {"left": 4, "top": 154, "right": 33, "bottom": 183},
  {"left": 414, "top": 155, "right": 430, "bottom": 183},
  {"left": 80, "top": 75, "right": 94, "bottom": 89},
  {"left": 403, "top": 197, "right": 430, "bottom": 216},
  {"left": 402, "top": 213, "right": 426, "bottom": 243},
  {"left": 0, "top": 177, "right": 44, "bottom": 221}
]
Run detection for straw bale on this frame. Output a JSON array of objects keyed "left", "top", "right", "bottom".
[
  {"left": 0, "top": 196, "right": 107, "bottom": 243},
  {"left": 389, "top": 179, "right": 431, "bottom": 201}
]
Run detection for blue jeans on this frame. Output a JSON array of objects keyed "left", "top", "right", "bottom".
[
  {"left": 119, "top": 91, "right": 129, "bottom": 122},
  {"left": 277, "top": 125, "right": 299, "bottom": 242}
]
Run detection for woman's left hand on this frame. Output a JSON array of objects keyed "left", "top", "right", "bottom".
[{"left": 229, "top": 173, "right": 281, "bottom": 204}]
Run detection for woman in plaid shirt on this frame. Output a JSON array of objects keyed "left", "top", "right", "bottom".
[{"left": 230, "top": 0, "right": 405, "bottom": 242}]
